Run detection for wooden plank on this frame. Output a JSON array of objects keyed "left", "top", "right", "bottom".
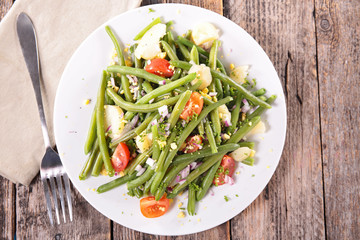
[
  {"left": 314, "top": 0, "right": 360, "bottom": 239},
  {"left": 112, "top": 0, "right": 230, "bottom": 239},
  {"left": 0, "top": 177, "right": 15, "bottom": 240},
  {"left": 16, "top": 175, "right": 111, "bottom": 239},
  {"left": 224, "top": 1, "right": 326, "bottom": 239},
  {"left": 0, "top": 3, "right": 16, "bottom": 240}
]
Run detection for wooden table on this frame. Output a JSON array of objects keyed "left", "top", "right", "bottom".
[{"left": 1, "top": 0, "right": 359, "bottom": 239}]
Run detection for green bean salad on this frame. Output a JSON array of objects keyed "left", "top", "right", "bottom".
[{"left": 80, "top": 17, "right": 276, "bottom": 218}]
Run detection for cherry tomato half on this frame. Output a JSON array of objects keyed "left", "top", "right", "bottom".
[
  {"left": 213, "top": 155, "right": 235, "bottom": 186},
  {"left": 180, "top": 135, "right": 203, "bottom": 153},
  {"left": 111, "top": 143, "right": 130, "bottom": 172},
  {"left": 144, "top": 58, "right": 174, "bottom": 77},
  {"left": 140, "top": 195, "right": 170, "bottom": 218},
  {"left": 180, "top": 92, "right": 203, "bottom": 121}
]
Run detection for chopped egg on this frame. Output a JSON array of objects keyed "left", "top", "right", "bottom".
[
  {"left": 191, "top": 22, "right": 219, "bottom": 49},
  {"left": 177, "top": 211, "right": 185, "bottom": 218},
  {"left": 135, "top": 23, "right": 166, "bottom": 60},
  {"left": 230, "top": 65, "right": 249, "bottom": 84},
  {"left": 135, "top": 131, "right": 153, "bottom": 153},
  {"left": 104, "top": 105, "right": 125, "bottom": 139},
  {"left": 83, "top": 99, "right": 91, "bottom": 105},
  {"left": 189, "top": 64, "right": 212, "bottom": 90},
  {"left": 246, "top": 120, "right": 266, "bottom": 136},
  {"left": 178, "top": 202, "right": 183, "bottom": 208},
  {"left": 229, "top": 147, "right": 255, "bottom": 162}
]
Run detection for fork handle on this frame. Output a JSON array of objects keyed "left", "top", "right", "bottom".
[{"left": 17, "top": 13, "right": 51, "bottom": 149}]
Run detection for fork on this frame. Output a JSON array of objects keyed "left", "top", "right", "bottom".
[{"left": 16, "top": 12, "right": 73, "bottom": 225}]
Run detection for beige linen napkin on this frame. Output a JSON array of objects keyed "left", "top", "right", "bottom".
[{"left": 0, "top": 0, "right": 142, "bottom": 186}]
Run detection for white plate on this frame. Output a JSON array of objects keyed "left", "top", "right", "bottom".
[{"left": 54, "top": 3, "right": 286, "bottom": 236}]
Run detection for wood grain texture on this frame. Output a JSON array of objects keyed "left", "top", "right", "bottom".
[
  {"left": 112, "top": 0, "right": 227, "bottom": 238},
  {"left": 224, "top": 1, "right": 326, "bottom": 239},
  {"left": 16, "top": 175, "right": 111, "bottom": 239},
  {"left": 314, "top": 0, "right": 360, "bottom": 239},
  {"left": 0, "top": 177, "right": 15, "bottom": 240}
]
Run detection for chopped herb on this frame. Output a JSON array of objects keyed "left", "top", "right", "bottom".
[
  {"left": 179, "top": 207, "right": 185, "bottom": 210},
  {"left": 224, "top": 195, "right": 229, "bottom": 202},
  {"left": 235, "top": 194, "right": 239, "bottom": 197},
  {"left": 251, "top": 174, "right": 255, "bottom": 177},
  {"left": 148, "top": 8, "right": 155, "bottom": 13}
]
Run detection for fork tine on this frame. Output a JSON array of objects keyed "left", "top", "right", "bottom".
[
  {"left": 63, "top": 174, "right": 73, "bottom": 221},
  {"left": 56, "top": 175, "right": 66, "bottom": 223},
  {"left": 49, "top": 177, "right": 60, "bottom": 224},
  {"left": 41, "top": 178, "right": 54, "bottom": 226}
]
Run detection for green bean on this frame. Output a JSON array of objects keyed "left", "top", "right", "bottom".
[
  {"left": 142, "top": 80, "right": 153, "bottom": 94},
  {"left": 134, "top": 49, "right": 143, "bottom": 100},
  {"left": 197, "top": 120, "right": 205, "bottom": 137},
  {"left": 229, "top": 93, "right": 243, "bottom": 133},
  {"left": 166, "top": 20, "right": 174, "bottom": 29},
  {"left": 189, "top": 80, "right": 202, "bottom": 91},
  {"left": 170, "top": 143, "right": 240, "bottom": 167},
  {"left": 210, "top": 108, "right": 221, "bottom": 145},
  {"left": 205, "top": 120, "right": 218, "bottom": 153},
  {"left": 196, "top": 159, "right": 221, "bottom": 201},
  {"left": 177, "top": 41, "right": 191, "bottom": 62},
  {"left": 109, "top": 112, "right": 158, "bottom": 148},
  {"left": 209, "top": 40, "right": 220, "bottom": 70},
  {"left": 169, "top": 60, "right": 271, "bottom": 109},
  {"left": 177, "top": 36, "right": 227, "bottom": 74},
  {"left": 96, "top": 71, "right": 114, "bottom": 177},
  {"left": 153, "top": 97, "right": 233, "bottom": 200},
  {"left": 107, "top": 88, "right": 180, "bottom": 112},
  {"left": 127, "top": 188, "right": 135, "bottom": 197},
  {"left": 84, "top": 105, "right": 97, "bottom": 155},
  {"left": 154, "top": 131, "right": 177, "bottom": 173},
  {"left": 223, "top": 83, "right": 230, "bottom": 97},
  {"left": 247, "top": 95, "right": 277, "bottom": 120},
  {"left": 133, "top": 187, "right": 144, "bottom": 198},
  {"left": 167, "top": 153, "right": 225, "bottom": 199},
  {"left": 105, "top": 26, "right": 133, "bottom": 102},
  {"left": 259, "top": 96, "right": 267, "bottom": 101},
  {"left": 151, "top": 125, "right": 160, "bottom": 161},
  {"left": 239, "top": 141, "right": 255, "bottom": 149},
  {"left": 133, "top": 17, "right": 161, "bottom": 41},
  {"left": 187, "top": 178, "right": 200, "bottom": 216},
  {"left": 190, "top": 45, "right": 199, "bottom": 65},
  {"left": 127, "top": 166, "right": 154, "bottom": 189},
  {"left": 168, "top": 90, "right": 192, "bottom": 128},
  {"left": 242, "top": 157, "right": 255, "bottom": 166},
  {"left": 108, "top": 65, "right": 168, "bottom": 85},
  {"left": 170, "top": 68, "right": 182, "bottom": 81},
  {"left": 97, "top": 173, "right": 137, "bottom": 193},
  {"left": 105, "top": 90, "right": 115, "bottom": 105},
  {"left": 144, "top": 170, "right": 157, "bottom": 194},
  {"left": 214, "top": 78, "right": 223, "bottom": 99},
  {"left": 90, "top": 151, "right": 103, "bottom": 177},
  {"left": 252, "top": 88, "right": 266, "bottom": 97},
  {"left": 79, "top": 139, "right": 99, "bottom": 180},
  {"left": 122, "top": 73, "right": 196, "bottom": 120},
  {"left": 161, "top": 41, "right": 178, "bottom": 61},
  {"left": 124, "top": 147, "right": 153, "bottom": 175},
  {"left": 227, "top": 116, "right": 261, "bottom": 144},
  {"left": 166, "top": 31, "right": 176, "bottom": 52}
]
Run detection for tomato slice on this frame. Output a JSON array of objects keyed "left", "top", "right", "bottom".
[
  {"left": 144, "top": 58, "right": 174, "bottom": 77},
  {"left": 140, "top": 195, "right": 170, "bottom": 218},
  {"left": 180, "top": 92, "right": 203, "bottom": 121},
  {"left": 213, "top": 155, "right": 235, "bottom": 186},
  {"left": 111, "top": 143, "right": 130, "bottom": 172},
  {"left": 180, "top": 135, "right": 203, "bottom": 153}
]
